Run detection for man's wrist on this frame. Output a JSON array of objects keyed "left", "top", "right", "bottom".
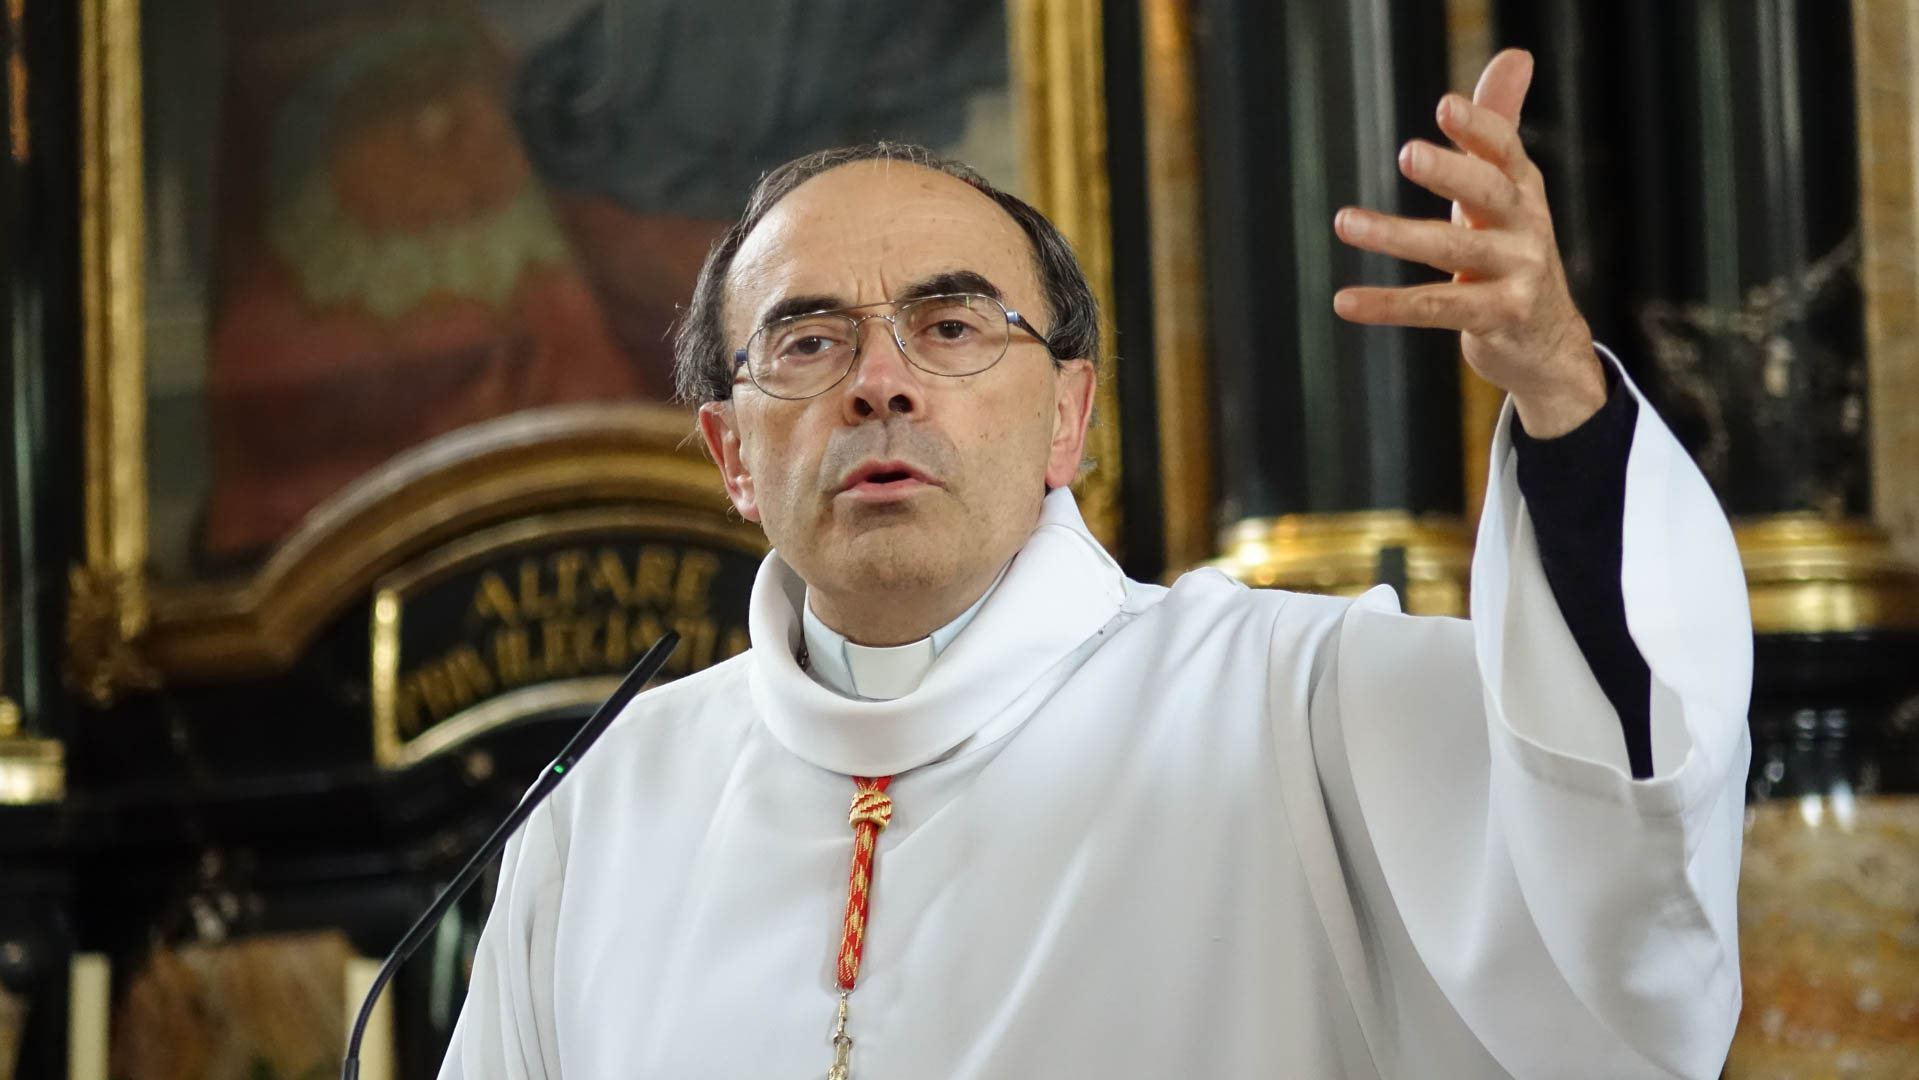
[{"left": 1509, "top": 336, "right": 1609, "bottom": 439}]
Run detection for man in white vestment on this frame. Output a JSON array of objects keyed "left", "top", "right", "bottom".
[{"left": 441, "top": 50, "right": 1750, "bottom": 1078}]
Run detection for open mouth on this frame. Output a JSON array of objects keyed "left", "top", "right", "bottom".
[{"left": 840, "top": 461, "right": 939, "bottom": 499}]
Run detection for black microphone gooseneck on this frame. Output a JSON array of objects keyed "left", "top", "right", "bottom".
[{"left": 341, "top": 631, "right": 681, "bottom": 1080}]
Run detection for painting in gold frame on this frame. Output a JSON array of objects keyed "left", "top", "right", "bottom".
[{"left": 73, "top": 0, "right": 1121, "bottom": 702}]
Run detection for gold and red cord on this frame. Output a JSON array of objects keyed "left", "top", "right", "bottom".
[{"left": 837, "top": 775, "right": 894, "bottom": 992}]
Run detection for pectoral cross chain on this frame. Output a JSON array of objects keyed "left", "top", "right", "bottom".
[
  {"left": 826, "top": 776, "right": 893, "bottom": 1080},
  {"left": 828, "top": 991, "right": 854, "bottom": 1080}
]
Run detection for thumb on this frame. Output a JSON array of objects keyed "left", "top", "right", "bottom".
[{"left": 1472, "top": 48, "right": 1535, "bottom": 123}]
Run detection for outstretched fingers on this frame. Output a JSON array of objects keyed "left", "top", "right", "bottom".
[
  {"left": 1435, "top": 94, "right": 1532, "bottom": 181},
  {"left": 1333, "top": 282, "right": 1502, "bottom": 333},
  {"left": 1334, "top": 207, "right": 1523, "bottom": 277},
  {"left": 1396, "top": 139, "right": 1524, "bottom": 225}
]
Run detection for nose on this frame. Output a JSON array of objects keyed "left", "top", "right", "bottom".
[{"left": 840, "top": 316, "right": 924, "bottom": 421}]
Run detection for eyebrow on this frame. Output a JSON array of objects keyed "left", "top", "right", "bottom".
[
  {"left": 753, "top": 270, "right": 1008, "bottom": 329},
  {"left": 758, "top": 293, "right": 846, "bottom": 328},
  {"left": 896, "top": 270, "right": 1004, "bottom": 304}
]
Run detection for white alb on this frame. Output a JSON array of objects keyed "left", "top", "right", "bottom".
[{"left": 441, "top": 364, "right": 1752, "bottom": 1079}]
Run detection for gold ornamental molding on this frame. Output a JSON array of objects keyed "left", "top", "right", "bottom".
[
  {"left": 0, "top": 739, "right": 64, "bottom": 804},
  {"left": 1206, "top": 511, "right": 1473, "bottom": 616},
  {"left": 369, "top": 506, "right": 765, "bottom": 769},
  {"left": 0, "top": 702, "right": 61, "bottom": 801},
  {"left": 73, "top": 0, "right": 153, "bottom": 705},
  {"left": 1735, "top": 514, "right": 1919, "bottom": 634},
  {"left": 0, "top": 728, "right": 65, "bottom": 804},
  {"left": 375, "top": 677, "right": 621, "bottom": 773},
  {"left": 77, "top": 0, "right": 148, "bottom": 641},
  {"left": 1140, "top": 0, "right": 1216, "bottom": 572},
  {"left": 1013, "top": 0, "right": 1123, "bottom": 553},
  {"left": 139, "top": 404, "right": 747, "bottom": 683},
  {"left": 64, "top": 565, "right": 159, "bottom": 706}
]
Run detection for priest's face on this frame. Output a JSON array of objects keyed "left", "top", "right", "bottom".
[{"left": 699, "top": 161, "right": 1096, "bottom": 640}]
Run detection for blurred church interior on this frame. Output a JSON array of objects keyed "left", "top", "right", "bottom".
[{"left": 2, "top": 0, "right": 1916, "bottom": 1076}]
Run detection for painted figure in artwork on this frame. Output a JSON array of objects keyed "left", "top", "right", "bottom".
[{"left": 179, "top": 1, "right": 1010, "bottom": 569}]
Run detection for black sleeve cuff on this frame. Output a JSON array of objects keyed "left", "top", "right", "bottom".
[
  {"left": 1508, "top": 358, "right": 1655, "bottom": 779},
  {"left": 1510, "top": 357, "right": 1634, "bottom": 494}
]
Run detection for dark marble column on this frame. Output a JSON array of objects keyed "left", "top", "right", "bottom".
[
  {"left": 1190, "top": 0, "right": 1469, "bottom": 610},
  {"left": 1624, "top": 0, "right": 1866, "bottom": 518},
  {"left": 1483, "top": 0, "right": 1634, "bottom": 371},
  {"left": 1490, "top": 3, "right": 1869, "bottom": 509},
  {"left": 0, "top": 0, "right": 81, "bottom": 749},
  {"left": 0, "top": 1, "right": 84, "bottom": 1073}
]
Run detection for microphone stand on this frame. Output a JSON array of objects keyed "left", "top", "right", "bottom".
[{"left": 340, "top": 631, "right": 681, "bottom": 1080}]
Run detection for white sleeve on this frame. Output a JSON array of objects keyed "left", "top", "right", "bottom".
[
  {"left": 1310, "top": 355, "right": 1751, "bottom": 1079},
  {"left": 438, "top": 802, "right": 567, "bottom": 1080}
]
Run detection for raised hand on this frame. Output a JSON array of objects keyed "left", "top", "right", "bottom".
[{"left": 1332, "top": 48, "right": 1606, "bottom": 438}]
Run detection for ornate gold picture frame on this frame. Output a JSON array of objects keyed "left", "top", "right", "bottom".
[{"left": 73, "top": 0, "right": 1122, "bottom": 703}]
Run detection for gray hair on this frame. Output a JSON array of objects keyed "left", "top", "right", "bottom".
[{"left": 671, "top": 142, "right": 1102, "bottom": 405}]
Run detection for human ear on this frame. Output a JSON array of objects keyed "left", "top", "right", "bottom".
[
  {"left": 699, "top": 400, "right": 762, "bottom": 522},
  {"left": 1042, "top": 359, "right": 1097, "bottom": 490}
]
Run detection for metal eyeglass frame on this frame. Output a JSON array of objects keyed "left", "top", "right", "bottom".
[{"left": 731, "top": 292, "right": 1059, "bottom": 400}]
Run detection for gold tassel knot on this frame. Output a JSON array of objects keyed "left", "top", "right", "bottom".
[{"left": 848, "top": 789, "right": 893, "bottom": 831}]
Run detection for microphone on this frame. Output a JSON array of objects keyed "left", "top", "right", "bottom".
[{"left": 341, "top": 631, "right": 681, "bottom": 1080}]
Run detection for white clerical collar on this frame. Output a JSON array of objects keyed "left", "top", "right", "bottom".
[
  {"left": 747, "top": 488, "right": 1127, "bottom": 777},
  {"left": 799, "top": 565, "right": 1005, "bottom": 701}
]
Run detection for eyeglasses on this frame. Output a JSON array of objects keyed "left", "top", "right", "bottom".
[{"left": 732, "top": 292, "right": 1057, "bottom": 401}]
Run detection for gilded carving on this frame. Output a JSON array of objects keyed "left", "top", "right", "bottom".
[
  {"left": 63, "top": 565, "right": 159, "bottom": 707},
  {"left": 1141, "top": 0, "right": 1216, "bottom": 573},
  {"left": 1206, "top": 511, "right": 1473, "bottom": 617},
  {"left": 1013, "top": 0, "right": 1123, "bottom": 552},
  {"left": 0, "top": 736, "right": 65, "bottom": 804},
  {"left": 1736, "top": 514, "right": 1919, "bottom": 633}
]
